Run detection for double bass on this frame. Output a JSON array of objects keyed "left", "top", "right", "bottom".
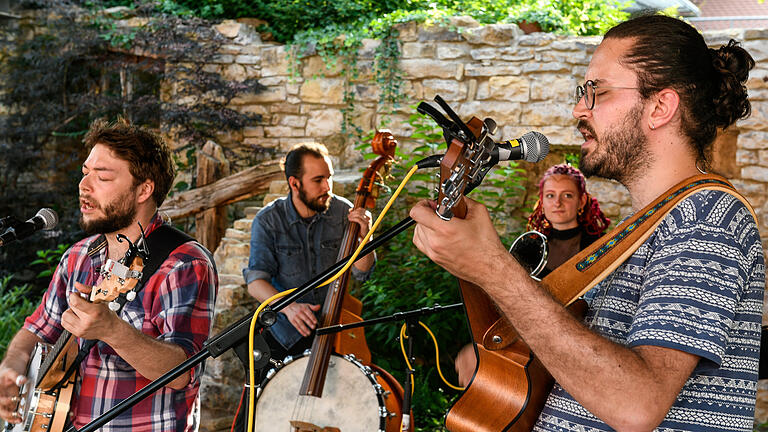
[{"left": 252, "top": 131, "right": 411, "bottom": 432}]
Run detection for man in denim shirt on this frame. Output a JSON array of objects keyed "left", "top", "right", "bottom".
[{"left": 243, "top": 143, "right": 375, "bottom": 359}]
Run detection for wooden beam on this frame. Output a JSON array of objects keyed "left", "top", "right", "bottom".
[
  {"left": 160, "top": 159, "right": 282, "bottom": 220},
  {"left": 195, "top": 141, "right": 231, "bottom": 252}
]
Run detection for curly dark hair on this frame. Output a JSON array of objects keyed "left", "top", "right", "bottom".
[
  {"left": 84, "top": 118, "right": 175, "bottom": 207},
  {"left": 527, "top": 164, "right": 611, "bottom": 236},
  {"left": 604, "top": 15, "right": 754, "bottom": 166}
]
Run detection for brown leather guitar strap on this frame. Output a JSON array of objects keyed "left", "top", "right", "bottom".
[{"left": 541, "top": 173, "right": 757, "bottom": 307}]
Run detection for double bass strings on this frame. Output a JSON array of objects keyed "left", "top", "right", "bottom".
[{"left": 246, "top": 164, "right": 420, "bottom": 432}]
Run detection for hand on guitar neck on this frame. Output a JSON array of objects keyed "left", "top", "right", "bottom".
[
  {"left": 411, "top": 198, "right": 512, "bottom": 288},
  {"left": 60, "top": 282, "right": 123, "bottom": 342}
]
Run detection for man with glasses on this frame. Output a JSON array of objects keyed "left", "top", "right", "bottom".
[{"left": 411, "top": 14, "right": 763, "bottom": 432}]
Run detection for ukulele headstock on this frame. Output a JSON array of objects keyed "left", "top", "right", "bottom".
[{"left": 90, "top": 224, "right": 149, "bottom": 305}]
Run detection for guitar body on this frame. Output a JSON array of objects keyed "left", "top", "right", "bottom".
[
  {"left": 446, "top": 342, "right": 552, "bottom": 431},
  {"left": 446, "top": 281, "right": 587, "bottom": 432}
]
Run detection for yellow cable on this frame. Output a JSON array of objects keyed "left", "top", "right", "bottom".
[
  {"left": 399, "top": 321, "right": 465, "bottom": 393},
  {"left": 418, "top": 321, "right": 464, "bottom": 391},
  {"left": 399, "top": 324, "right": 416, "bottom": 396},
  {"left": 246, "top": 164, "right": 419, "bottom": 432}
]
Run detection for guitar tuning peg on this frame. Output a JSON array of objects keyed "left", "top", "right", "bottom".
[
  {"left": 108, "top": 301, "right": 120, "bottom": 312},
  {"left": 126, "top": 291, "right": 136, "bottom": 302}
]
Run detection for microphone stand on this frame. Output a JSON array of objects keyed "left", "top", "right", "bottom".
[{"left": 67, "top": 215, "right": 418, "bottom": 432}]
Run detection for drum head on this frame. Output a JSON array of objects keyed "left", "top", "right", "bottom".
[{"left": 253, "top": 354, "right": 385, "bottom": 431}]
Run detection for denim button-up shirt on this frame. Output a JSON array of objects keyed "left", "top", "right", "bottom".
[{"left": 243, "top": 193, "right": 374, "bottom": 349}]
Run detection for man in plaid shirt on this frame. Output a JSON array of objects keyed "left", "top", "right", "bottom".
[{"left": 0, "top": 119, "right": 218, "bottom": 431}]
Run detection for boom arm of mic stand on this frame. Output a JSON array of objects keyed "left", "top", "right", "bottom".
[{"left": 315, "top": 303, "right": 464, "bottom": 335}]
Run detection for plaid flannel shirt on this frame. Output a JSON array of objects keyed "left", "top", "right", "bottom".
[{"left": 24, "top": 214, "right": 218, "bottom": 432}]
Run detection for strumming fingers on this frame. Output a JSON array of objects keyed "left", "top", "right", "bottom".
[{"left": 0, "top": 398, "right": 20, "bottom": 419}]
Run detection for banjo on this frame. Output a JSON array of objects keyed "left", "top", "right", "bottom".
[{"left": 6, "top": 234, "right": 146, "bottom": 432}]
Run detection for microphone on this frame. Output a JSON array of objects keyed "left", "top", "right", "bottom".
[
  {"left": 0, "top": 208, "right": 59, "bottom": 246},
  {"left": 488, "top": 131, "right": 550, "bottom": 165}
]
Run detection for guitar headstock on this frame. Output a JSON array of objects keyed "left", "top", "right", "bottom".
[
  {"left": 91, "top": 256, "right": 145, "bottom": 303},
  {"left": 418, "top": 96, "right": 498, "bottom": 220}
]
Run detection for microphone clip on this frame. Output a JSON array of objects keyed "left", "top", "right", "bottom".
[
  {"left": 0, "top": 216, "right": 23, "bottom": 233},
  {"left": 416, "top": 95, "right": 499, "bottom": 193}
]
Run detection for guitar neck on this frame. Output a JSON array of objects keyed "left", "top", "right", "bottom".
[{"left": 36, "top": 329, "right": 76, "bottom": 388}]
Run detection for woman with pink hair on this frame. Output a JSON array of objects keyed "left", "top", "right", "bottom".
[
  {"left": 526, "top": 163, "right": 610, "bottom": 277},
  {"left": 455, "top": 164, "right": 610, "bottom": 386}
]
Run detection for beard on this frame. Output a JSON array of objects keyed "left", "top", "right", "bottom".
[
  {"left": 298, "top": 183, "right": 331, "bottom": 213},
  {"left": 79, "top": 188, "right": 139, "bottom": 235},
  {"left": 579, "top": 102, "right": 651, "bottom": 184}
]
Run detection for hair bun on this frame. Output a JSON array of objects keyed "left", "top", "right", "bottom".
[{"left": 710, "top": 39, "right": 755, "bottom": 128}]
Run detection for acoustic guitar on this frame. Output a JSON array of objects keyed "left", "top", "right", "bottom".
[
  {"left": 411, "top": 96, "right": 558, "bottom": 432},
  {"left": 6, "top": 235, "right": 146, "bottom": 432}
]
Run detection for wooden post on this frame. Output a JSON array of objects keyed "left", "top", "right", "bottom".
[{"left": 195, "top": 141, "right": 230, "bottom": 252}]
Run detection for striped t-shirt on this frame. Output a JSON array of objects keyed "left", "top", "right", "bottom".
[{"left": 535, "top": 189, "right": 765, "bottom": 432}]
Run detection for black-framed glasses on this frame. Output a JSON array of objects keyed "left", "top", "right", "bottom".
[{"left": 575, "top": 80, "right": 639, "bottom": 110}]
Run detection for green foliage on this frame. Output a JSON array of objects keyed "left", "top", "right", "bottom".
[
  {"left": 130, "top": 0, "right": 633, "bottom": 42},
  {"left": 30, "top": 243, "right": 70, "bottom": 279},
  {"left": 0, "top": 3, "right": 261, "bottom": 278},
  {"left": 0, "top": 276, "right": 41, "bottom": 359},
  {"left": 564, "top": 153, "right": 581, "bottom": 168},
  {"left": 506, "top": 0, "right": 632, "bottom": 35}
]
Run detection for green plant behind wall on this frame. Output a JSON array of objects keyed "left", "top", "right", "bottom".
[
  {"left": 0, "top": 3, "right": 263, "bottom": 282},
  {"left": 0, "top": 276, "right": 40, "bottom": 359}
]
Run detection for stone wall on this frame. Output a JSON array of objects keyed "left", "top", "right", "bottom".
[
  {"left": 208, "top": 17, "right": 768, "bottom": 242},
  {"left": 198, "top": 18, "right": 768, "bottom": 431}
]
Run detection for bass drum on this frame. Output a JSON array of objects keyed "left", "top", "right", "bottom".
[{"left": 252, "top": 351, "right": 406, "bottom": 432}]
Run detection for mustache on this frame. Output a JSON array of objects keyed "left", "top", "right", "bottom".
[
  {"left": 79, "top": 195, "right": 99, "bottom": 206},
  {"left": 577, "top": 120, "right": 597, "bottom": 139}
]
